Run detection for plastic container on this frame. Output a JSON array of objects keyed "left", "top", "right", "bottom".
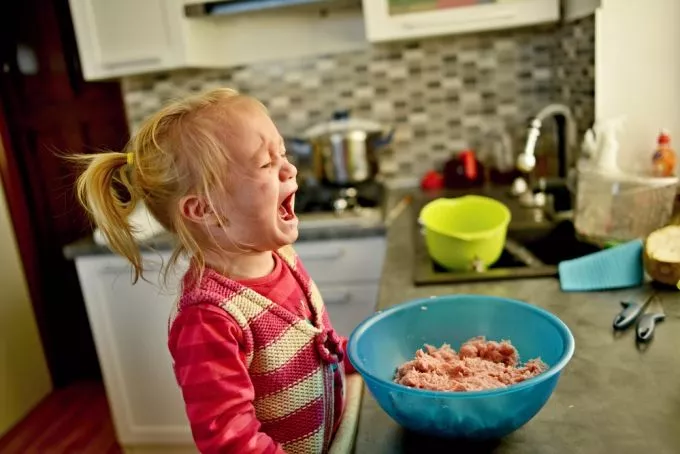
[
  {"left": 348, "top": 295, "right": 575, "bottom": 439},
  {"left": 418, "top": 196, "right": 511, "bottom": 270},
  {"left": 572, "top": 166, "right": 678, "bottom": 245}
]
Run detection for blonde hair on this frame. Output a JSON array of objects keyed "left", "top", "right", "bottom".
[{"left": 73, "top": 88, "right": 266, "bottom": 283}]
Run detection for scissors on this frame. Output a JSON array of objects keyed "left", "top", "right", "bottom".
[{"left": 612, "top": 293, "right": 665, "bottom": 342}]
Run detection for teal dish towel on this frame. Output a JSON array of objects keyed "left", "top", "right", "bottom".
[{"left": 558, "top": 239, "right": 644, "bottom": 292}]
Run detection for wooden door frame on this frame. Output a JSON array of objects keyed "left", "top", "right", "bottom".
[{"left": 0, "top": 99, "right": 57, "bottom": 385}]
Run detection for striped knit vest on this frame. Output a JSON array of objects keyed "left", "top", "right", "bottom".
[{"left": 172, "top": 246, "right": 345, "bottom": 454}]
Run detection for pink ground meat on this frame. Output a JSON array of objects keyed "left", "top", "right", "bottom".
[{"left": 395, "top": 336, "right": 548, "bottom": 392}]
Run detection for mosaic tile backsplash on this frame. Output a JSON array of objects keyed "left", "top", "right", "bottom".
[
  {"left": 122, "top": 16, "right": 595, "bottom": 182},
  {"left": 555, "top": 15, "right": 596, "bottom": 143}
]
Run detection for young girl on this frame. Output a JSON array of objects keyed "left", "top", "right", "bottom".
[{"left": 74, "top": 88, "right": 356, "bottom": 454}]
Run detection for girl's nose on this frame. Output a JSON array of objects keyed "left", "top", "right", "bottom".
[{"left": 280, "top": 159, "right": 298, "bottom": 182}]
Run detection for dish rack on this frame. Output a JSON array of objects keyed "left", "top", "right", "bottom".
[{"left": 573, "top": 167, "right": 678, "bottom": 245}]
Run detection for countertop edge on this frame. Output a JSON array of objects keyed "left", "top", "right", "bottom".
[{"left": 63, "top": 224, "right": 388, "bottom": 260}]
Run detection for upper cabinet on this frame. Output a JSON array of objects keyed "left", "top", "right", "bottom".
[
  {"left": 68, "top": 0, "right": 368, "bottom": 81},
  {"left": 362, "top": 0, "right": 560, "bottom": 42},
  {"left": 68, "top": 0, "right": 185, "bottom": 80},
  {"left": 564, "top": 0, "right": 601, "bottom": 21},
  {"left": 68, "top": 0, "right": 600, "bottom": 81}
]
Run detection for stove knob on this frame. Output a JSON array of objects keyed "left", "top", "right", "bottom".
[
  {"left": 333, "top": 198, "right": 348, "bottom": 215},
  {"left": 342, "top": 187, "right": 358, "bottom": 198}
]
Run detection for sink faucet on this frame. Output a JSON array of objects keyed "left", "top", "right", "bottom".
[
  {"left": 514, "top": 103, "right": 578, "bottom": 207},
  {"left": 516, "top": 103, "right": 578, "bottom": 177}
]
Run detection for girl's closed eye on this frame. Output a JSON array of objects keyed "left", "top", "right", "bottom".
[{"left": 260, "top": 144, "right": 286, "bottom": 169}]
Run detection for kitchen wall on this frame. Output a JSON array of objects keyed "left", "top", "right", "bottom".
[
  {"left": 122, "top": 15, "right": 595, "bottom": 182},
  {"left": 0, "top": 180, "right": 52, "bottom": 436},
  {"left": 595, "top": 0, "right": 680, "bottom": 172}
]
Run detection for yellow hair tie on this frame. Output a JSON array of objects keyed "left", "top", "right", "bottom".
[{"left": 126, "top": 152, "right": 134, "bottom": 166}]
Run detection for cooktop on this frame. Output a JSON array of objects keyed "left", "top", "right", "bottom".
[{"left": 295, "top": 181, "right": 385, "bottom": 231}]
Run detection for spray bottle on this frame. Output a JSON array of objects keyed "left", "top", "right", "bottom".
[{"left": 581, "top": 117, "right": 624, "bottom": 174}]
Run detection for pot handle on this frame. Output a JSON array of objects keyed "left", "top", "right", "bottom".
[
  {"left": 373, "top": 127, "right": 395, "bottom": 149},
  {"left": 285, "top": 137, "right": 312, "bottom": 156},
  {"left": 332, "top": 109, "right": 351, "bottom": 120}
]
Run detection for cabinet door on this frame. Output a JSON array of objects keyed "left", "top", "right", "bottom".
[
  {"left": 294, "top": 237, "right": 386, "bottom": 336},
  {"left": 68, "top": 0, "right": 183, "bottom": 80},
  {"left": 317, "top": 283, "right": 380, "bottom": 337},
  {"left": 565, "top": 0, "right": 601, "bottom": 20},
  {"left": 362, "top": 0, "right": 560, "bottom": 43},
  {"left": 75, "top": 254, "right": 193, "bottom": 445},
  {"left": 294, "top": 236, "right": 387, "bottom": 285}
]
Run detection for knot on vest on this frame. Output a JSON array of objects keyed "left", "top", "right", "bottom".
[{"left": 315, "top": 329, "right": 344, "bottom": 364}]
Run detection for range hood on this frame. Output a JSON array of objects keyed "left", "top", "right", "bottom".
[{"left": 185, "top": 0, "right": 332, "bottom": 17}]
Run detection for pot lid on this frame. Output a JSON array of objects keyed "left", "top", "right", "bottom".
[{"left": 302, "top": 110, "right": 384, "bottom": 139}]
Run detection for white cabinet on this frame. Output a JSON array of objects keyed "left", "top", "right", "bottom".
[
  {"left": 74, "top": 235, "right": 385, "bottom": 450},
  {"left": 67, "top": 0, "right": 367, "bottom": 81},
  {"left": 316, "top": 282, "right": 381, "bottom": 338},
  {"left": 362, "top": 0, "right": 560, "bottom": 43},
  {"left": 565, "top": 0, "right": 601, "bottom": 20},
  {"left": 295, "top": 236, "right": 387, "bottom": 337},
  {"left": 68, "top": 0, "right": 185, "bottom": 80},
  {"left": 295, "top": 237, "right": 385, "bottom": 285},
  {"left": 75, "top": 253, "right": 194, "bottom": 451}
]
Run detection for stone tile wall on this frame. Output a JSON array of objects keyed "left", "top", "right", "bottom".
[{"left": 122, "top": 16, "right": 595, "bottom": 181}]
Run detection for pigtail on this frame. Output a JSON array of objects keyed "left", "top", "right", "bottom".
[
  {"left": 74, "top": 150, "right": 144, "bottom": 282},
  {"left": 70, "top": 87, "right": 268, "bottom": 287}
]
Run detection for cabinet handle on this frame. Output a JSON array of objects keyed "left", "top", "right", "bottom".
[
  {"left": 298, "top": 248, "right": 345, "bottom": 261},
  {"left": 401, "top": 12, "right": 513, "bottom": 30},
  {"left": 323, "top": 291, "right": 351, "bottom": 305},
  {"left": 100, "top": 263, "right": 164, "bottom": 274},
  {"left": 101, "top": 57, "right": 161, "bottom": 69}
]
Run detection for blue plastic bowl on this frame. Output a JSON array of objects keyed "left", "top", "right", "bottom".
[{"left": 348, "top": 295, "right": 574, "bottom": 439}]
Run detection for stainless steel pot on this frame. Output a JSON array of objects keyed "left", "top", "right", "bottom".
[{"left": 287, "top": 111, "right": 394, "bottom": 186}]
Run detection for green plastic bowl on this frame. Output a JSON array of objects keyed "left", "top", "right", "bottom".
[{"left": 419, "top": 195, "right": 511, "bottom": 270}]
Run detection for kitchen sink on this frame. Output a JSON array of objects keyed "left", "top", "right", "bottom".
[{"left": 413, "top": 187, "right": 601, "bottom": 285}]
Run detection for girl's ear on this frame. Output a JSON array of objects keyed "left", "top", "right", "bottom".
[{"left": 178, "top": 194, "right": 223, "bottom": 226}]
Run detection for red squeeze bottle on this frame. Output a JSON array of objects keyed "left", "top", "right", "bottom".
[
  {"left": 443, "top": 150, "right": 483, "bottom": 189},
  {"left": 461, "top": 150, "right": 478, "bottom": 181},
  {"left": 421, "top": 170, "right": 444, "bottom": 191}
]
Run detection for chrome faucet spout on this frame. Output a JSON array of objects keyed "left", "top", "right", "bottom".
[{"left": 516, "top": 103, "right": 577, "bottom": 177}]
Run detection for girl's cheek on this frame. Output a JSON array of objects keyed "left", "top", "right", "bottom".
[{"left": 258, "top": 180, "right": 275, "bottom": 193}]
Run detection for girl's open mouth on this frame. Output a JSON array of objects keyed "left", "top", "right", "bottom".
[{"left": 278, "top": 192, "right": 296, "bottom": 222}]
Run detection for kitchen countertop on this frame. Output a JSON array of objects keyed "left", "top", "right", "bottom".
[
  {"left": 62, "top": 186, "right": 680, "bottom": 453},
  {"left": 63, "top": 217, "right": 386, "bottom": 259},
  {"left": 354, "top": 190, "right": 680, "bottom": 454}
]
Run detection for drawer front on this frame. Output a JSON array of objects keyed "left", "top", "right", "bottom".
[
  {"left": 295, "top": 236, "right": 386, "bottom": 285},
  {"left": 318, "top": 283, "right": 379, "bottom": 338}
]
